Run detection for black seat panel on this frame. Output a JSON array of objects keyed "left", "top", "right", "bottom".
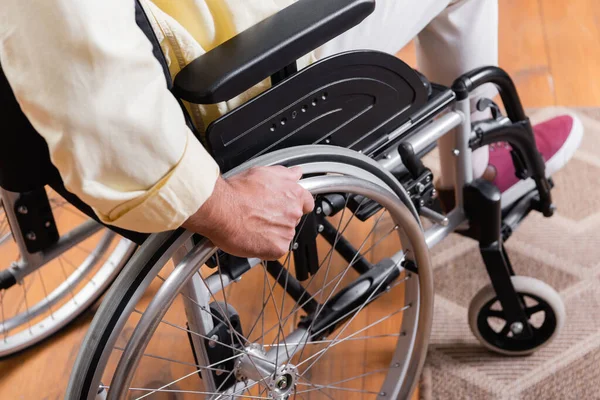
[
  {"left": 206, "top": 51, "right": 429, "bottom": 171},
  {"left": 173, "top": 0, "right": 375, "bottom": 104}
]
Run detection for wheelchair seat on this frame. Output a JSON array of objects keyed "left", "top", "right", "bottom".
[
  {"left": 202, "top": 51, "right": 456, "bottom": 171},
  {"left": 205, "top": 50, "right": 436, "bottom": 171}
]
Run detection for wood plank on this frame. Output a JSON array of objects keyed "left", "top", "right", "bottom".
[
  {"left": 539, "top": 0, "right": 600, "bottom": 105},
  {"left": 499, "top": 0, "right": 556, "bottom": 107}
]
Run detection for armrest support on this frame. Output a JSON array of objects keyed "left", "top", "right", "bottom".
[{"left": 172, "top": 0, "right": 375, "bottom": 104}]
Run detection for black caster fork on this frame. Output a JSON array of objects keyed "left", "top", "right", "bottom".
[{"left": 463, "top": 179, "right": 564, "bottom": 355}]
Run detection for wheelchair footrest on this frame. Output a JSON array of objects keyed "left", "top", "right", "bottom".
[{"left": 501, "top": 181, "right": 554, "bottom": 242}]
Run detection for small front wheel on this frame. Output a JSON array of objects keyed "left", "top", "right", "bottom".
[{"left": 468, "top": 275, "right": 565, "bottom": 356}]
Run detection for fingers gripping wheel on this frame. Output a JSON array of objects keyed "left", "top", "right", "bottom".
[{"left": 468, "top": 276, "right": 565, "bottom": 356}]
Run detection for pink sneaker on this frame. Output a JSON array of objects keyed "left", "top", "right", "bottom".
[{"left": 489, "top": 110, "right": 584, "bottom": 206}]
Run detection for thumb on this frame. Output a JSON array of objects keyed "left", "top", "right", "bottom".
[{"left": 288, "top": 166, "right": 304, "bottom": 181}]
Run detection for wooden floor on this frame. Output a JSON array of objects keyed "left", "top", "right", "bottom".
[{"left": 2, "top": 0, "right": 600, "bottom": 399}]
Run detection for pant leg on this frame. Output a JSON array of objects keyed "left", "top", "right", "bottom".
[
  {"left": 417, "top": 0, "right": 499, "bottom": 186},
  {"left": 314, "top": 0, "right": 453, "bottom": 58}
]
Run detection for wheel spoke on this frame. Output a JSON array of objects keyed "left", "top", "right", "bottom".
[
  {"left": 214, "top": 373, "right": 274, "bottom": 399},
  {"left": 499, "top": 323, "right": 511, "bottom": 337},
  {"left": 260, "top": 260, "right": 291, "bottom": 368},
  {"left": 360, "top": 224, "right": 399, "bottom": 259},
  {"left": 527, "top": 303, "right": 545, "bottom": 316},
  {"left": 297, "top": 367, "right": 389, "bottom": 389},
  {"left": 294, "top": 209, "right": 388, "bottom": 370},
  {"left": 130, "top": 309, "right": 274, "bottom": 363},
  {"left": 154, "top": 275, "right": 253, "bottom": 352},
  {"left": 256, "top": 197, "right": 370, "bottom": 345},
  {"left": 213, "top": 368, "right": 240, "bottom": 397},
  {"left": 131, "top": 351, "right": 250, "bottom": 400},
  {"left": 244, "top": 257, "right": 289, "bottom": 343},
  {"left": 261, "top": 272, "right": 267, "bottom": 347},
  {"left": 310, "top": 284, "right": 410, "bottom": 340},
  {"left": 113, "top": 346, "right": 230, "bottom": 373},
  {"left": 215, "top": 255, "right": 241, "bottom": 360},
  {"left": 297, "top": 375, "right": 335, "bottom": 400},
  {"left": 36, "top": 270, "right": 55, "bottom": 320},
  {"left": 20, "top": 278, "right": 33, "bottom": 334},
  {"left": 296, "top": 384, "right": 380, "bottom": 395},
  {"left": 264, "top": 333, "right": 403, "bottom": 348},
  {"left": 486, "top": 309, "right": 505, "bottom": 319},
  {"left": 187, "top": 267, "right": 273, "bottom": 393},
  {"left": 255, "top": 224, "right": 404, "bottom": 350},
  {"left": 102, "top": 386, "right": 270, "bottom": 399},
  {"left": 297, "top": 301, "right": 409, "bottom": 370},
  {"left": 61, "top": 255, "right": 97, "bottom": 287},
  {"left": 74, "top": 243, "right": 98, "bottom": 256},
  {"left": 58, "top": 257, "right": 78, "bottom": 305},
  {"left": 244, "top": 212, "right": 311, "bottom": 345},
  {"left": 291, "top": 196, "right": 357, "bottom": 366}
]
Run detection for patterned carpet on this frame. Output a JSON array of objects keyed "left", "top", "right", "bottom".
[{"left": 419, "top": 108, "right": 600, "bottom": 400}]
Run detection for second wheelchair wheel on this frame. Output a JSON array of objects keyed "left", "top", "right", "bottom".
[
  {"left": 0, "top": 188, "right": 136, "bottom": 357},
  {"left": 66, "top": 146, "right": 433, "bottom": 400},
  {"left": 468, "top": 275, "right": 566, "bottom": 356}
]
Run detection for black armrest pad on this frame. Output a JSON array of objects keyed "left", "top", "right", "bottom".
[{"left": 173, "top": 0, "right": 375, "bottom": 104}]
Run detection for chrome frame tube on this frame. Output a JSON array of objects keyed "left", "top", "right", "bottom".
[
  {"left": 178, "top": 240, "right": 219, "bottom": 393},
  {"left": 0, "top": 187, "right": 103, "bottom": 282},
  {"left": 424, "top": 209, "right": 466, "bottom": 249},
  {"left": 453, "top": 98, "right": 474, "bottom": 209},
  {"left": 378, "top": 111, "right": 463, "bottom": 174},
  {"left": 9, "top": 220, "right": 103, "bottom": 282}
]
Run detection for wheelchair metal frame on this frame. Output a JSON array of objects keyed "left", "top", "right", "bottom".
[
  {"left": 167, "top": 65, "right": 557, "bottom": 396},
  {"left": 0, "top": 188, "right": 104, "bottom": 285}
]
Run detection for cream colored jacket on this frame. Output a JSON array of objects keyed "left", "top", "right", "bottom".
[{"left": 0, "top": 0, "right": 307, "bottom": 233}]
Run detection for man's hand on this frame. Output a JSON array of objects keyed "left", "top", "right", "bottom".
[{"left": 183, "top": 166, "right": 315, "bottom": 260}]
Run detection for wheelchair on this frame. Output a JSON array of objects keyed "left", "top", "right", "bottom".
[{"left": 0, "top": 0, "right": 566, "bottom": 398}]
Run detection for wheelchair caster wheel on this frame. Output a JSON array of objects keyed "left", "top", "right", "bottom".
[{"left": 468, "top": 276, "right": 565, "bottom": 356}]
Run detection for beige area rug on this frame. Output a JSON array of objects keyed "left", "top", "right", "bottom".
[{"left": 419, "top": 108, "right": 600, "bottom": 400}]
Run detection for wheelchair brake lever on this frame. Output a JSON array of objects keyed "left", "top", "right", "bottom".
[
  {"left": 476, "top": 98, "right": 502, "bottom": 120},
  {"left": 397, "top": 142, "right": 427, "bottom": 179}
]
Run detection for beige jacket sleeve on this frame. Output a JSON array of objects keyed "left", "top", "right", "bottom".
[{"left": 0, "top": 0, "right": 219, "bottom": 233}]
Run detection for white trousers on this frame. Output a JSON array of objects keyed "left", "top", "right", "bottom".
[{"left": 316, "top": 0, "right": 499, "bottom": 186}]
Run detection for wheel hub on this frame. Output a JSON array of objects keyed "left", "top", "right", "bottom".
[
  {"left": 269, "top": 365, "right": 298, "bottom": 399},
  {"left": 235, "top": 343, "right": 299, "bottom": 399}
]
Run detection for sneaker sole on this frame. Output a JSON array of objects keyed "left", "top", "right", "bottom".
[{"left": 501, "top": 111, "right": 584, "bottom": 208}]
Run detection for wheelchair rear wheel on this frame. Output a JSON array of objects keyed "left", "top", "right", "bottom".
[
  {"left": 66, "top": 147, "right": 433, "bottom": 400},
  {"left": 0, "top": 188, "right": 136, "bottom": 357}
]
